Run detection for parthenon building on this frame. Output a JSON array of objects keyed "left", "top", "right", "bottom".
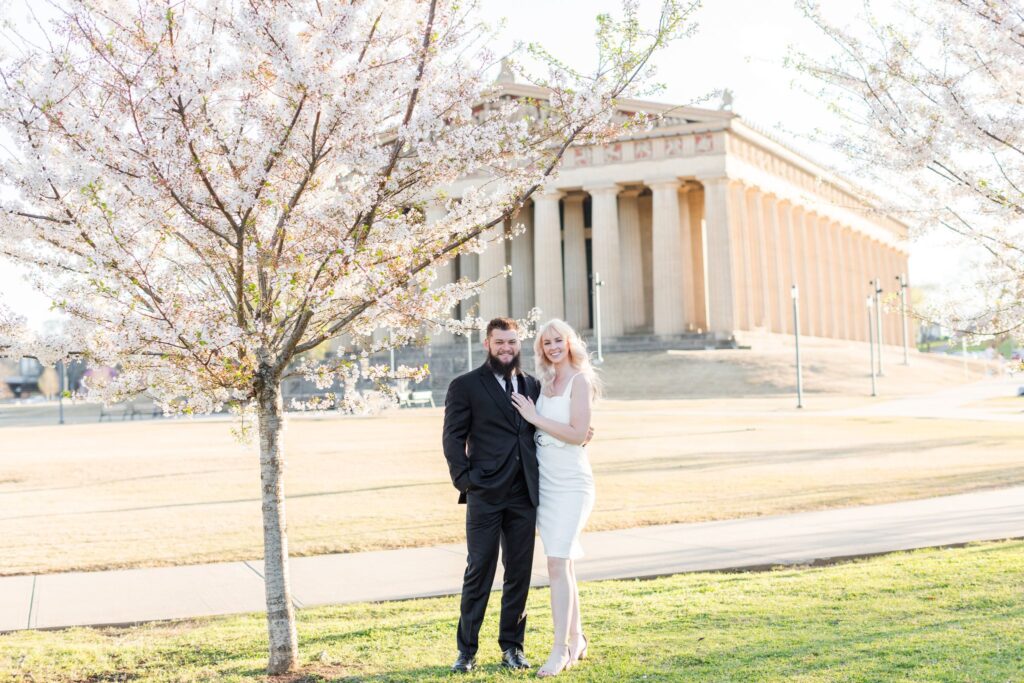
[{"left": 433, "top": 77, "right": 910, "bottom": 347}]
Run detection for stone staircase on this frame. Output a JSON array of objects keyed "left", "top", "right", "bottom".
[
  {"left": 581, "top": 332, "right": 737, "bottom": 353},
  {"left": 282, "top": 331, "right": 736, "bottom": 405},
  {"left": 374, "top": 331, "right": 736, "bottom": 396}
]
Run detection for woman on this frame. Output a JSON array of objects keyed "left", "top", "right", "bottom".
[{"left": 511, "top": 318, "right": 599, "bottom": 677}]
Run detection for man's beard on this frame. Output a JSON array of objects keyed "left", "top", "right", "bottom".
[{"left": 487, "top": 350, "right": 521, "bottom": 377}]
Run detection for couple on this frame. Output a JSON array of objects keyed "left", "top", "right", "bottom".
[{"left": 442, "top": 316, "right": 599, "bottom": 677}]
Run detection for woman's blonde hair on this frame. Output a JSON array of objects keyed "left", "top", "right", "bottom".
[{"left": 533, "top": 318, "right": 602, "bottom": 399}]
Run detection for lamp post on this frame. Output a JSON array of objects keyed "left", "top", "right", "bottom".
[
  {"left": 389, "top": 330, "right": 396, "bottom": 376},
  {"left": 961, "top": 336, "right": 968, "bottom": 380},
  {"left": 872, "top": 278, "right": 884, "bottom": 376},
  {"left": 867, "top": 296, "right": 877, "bottom": 397},
  {"left": 57, "top": 359, "right": 66, "bottom": 425},
  {"left": 465, "top": 304, "right": 478, "bottom": 372},
  {"left": 896, "top": 273, "right": 909, "bottom": 365},
  {"left": 792, "top": 285, "right": 803, "bottom": 409},
  {"left": 592, "top": 271, "right": 604, "bottom": 365}
]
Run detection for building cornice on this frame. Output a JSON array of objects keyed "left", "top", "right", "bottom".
[{"left": 491, "top": 82, "right": 908, "bottom": 238}]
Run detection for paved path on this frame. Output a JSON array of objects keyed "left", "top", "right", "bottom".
[
  {"left": 828, "top": 377, "right": 1023, "bottom": 422},
  {"left": 2, "top": 485, "right": 1022, "bottom": 632}
]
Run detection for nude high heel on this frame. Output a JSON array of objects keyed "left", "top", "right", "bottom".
[
  {"left": 537, "top": 645, "right": 571, "bottom": 678},
  {"left": 569, "top": 633, "right": 589, "bottom": 664}
]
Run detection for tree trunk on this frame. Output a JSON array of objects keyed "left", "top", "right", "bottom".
[{"left": 256, "top": 373, "right": 299, "bottom": 674}]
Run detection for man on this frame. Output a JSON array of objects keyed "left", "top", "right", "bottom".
[{"left": 442, "top": 317, "right": 541, "bottom": 673}]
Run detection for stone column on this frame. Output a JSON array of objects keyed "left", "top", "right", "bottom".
[
  {"left": 562, "top": 193, "right": 588, "bottom": 330},
  {"left": 639, "top": 193, "right": 654, "bottom": 328},
  {"left": 807, "top": 211, "right": 827, "bottom": 338},
  {"left": 828, "top": 220, "right": 843, "bottom": 339},
  {"left": 800, "top": 211, "right": 817, "bottom": 337},
  {"left": 427, "top": 203, "right": 455, "bottom": 344},
  {"left": 785, "top": 203, "right": 810, "bottom": 336},
  {"left": 688, "top": 186, "right": 708, "bottom": 331},
  {"left": 823, "top": 219, "right": 845, "bottom": 340},
  {"left": 532, "top": 189, "right": 564, "bottom": 321},
  {"left": 837, "top": 222, "right": 852, "bottom": 340},
  {"left": 677, "top": 186, "right": 697, "bottom": 328},
  {"left": 855, "top": 232, "right": 872, "bottom": 343},
  {"left": 841, "top": 229, "right": 857, "bottom": 341},
  {"left": 729, "top": 182, "right": 753, "bottom": 331},
  {"left": 648, "top": 178, "right": 687, "bottom": 336},
  {"left": 509, "top": 203, "right": 534, "bottom": 318},
  {"left": 701, "top": 177, "right": 737, "bottom": 336},
  {"left": 851, "top": 229, "right": 867, "bottom": 342},
  {"left": 478, "top": 219, "right": 510, "bottom": 321},
  {"left": 752, "top": 191, "right": 773, "bottom": 331},
  {"left": 618, "top": 189, "right": 646, "bottom": 332},
  {"left": 866, "top": 239, "right": 885, "bottom": 346},
  {"left": 586, "top": 184, "right": 624, "bottom": 337},
  {"left": 769, "top": 196, "right": 790, "bottom": 334},
  {"left": 458, "top": 251, "right": 479, "bottom": 323}
]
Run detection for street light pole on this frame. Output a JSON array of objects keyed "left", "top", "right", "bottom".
[
  {"left": 961, "top": 336, "right": 968, "bottom": 381},
  {"left": 389, "top": 330, "right": 396, "bottom": 376},
  {"left": 872, "top": 278, "right": 884, "bottom": 377},
  {"left": 592, "top": 271, "right": 604, "bottom": 364},
  {"left": 791, "top": 285, "right": 803, "bottom": 409},
  {"left": 896, "top": 273, "right": 909, "bottom": 365},
  {"left": 57, "top": 359, "right": 66, "bottom": 425},
  {"left": 867, "top": 297, "right": 877, "bottom": 397}
]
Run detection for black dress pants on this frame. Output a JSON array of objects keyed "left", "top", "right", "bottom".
[{"left": 456, "top": 473, "right": 536, "bottom": 655}]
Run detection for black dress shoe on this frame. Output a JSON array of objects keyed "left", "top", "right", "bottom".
[
  {"left": 451, "top": 652, "right": 476, "bottom": 673},
  {"left": 501, "top": 647, "right": 531, "bottom": 670}
]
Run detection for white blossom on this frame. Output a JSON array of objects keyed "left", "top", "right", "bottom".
[
  {"left": 0, "top": 1, "right": 690, "bottom": 672},
  {"left": 795, "top": 0, "right": 1024, "bottom": 337}
]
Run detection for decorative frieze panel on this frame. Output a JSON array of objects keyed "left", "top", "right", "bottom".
[
  {"left": 605, "top": 143, "right": 623, "bottom": 163},
  {"left": 570, "top": 146, "right": 593, "bottom": 167},
  {"left": 634, "top": 139, "right": 654, "bottom": 160},
  {"left": 567, "top": 131, "right": 725, "bottom": 169},
  {"left": 694, "top": 133, "right": 715, "bottom": 154}
]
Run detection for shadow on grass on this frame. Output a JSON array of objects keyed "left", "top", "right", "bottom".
[
  {"left": 2, "top": 467, "right": 247, "bottom": 495},
  {"left": 595, "top": 437, "right": 1002, "bottom": 475},
  {"left": 254, "top": 657, "right": 521, "bottom": 682},
  {"left": 643, "top": 600, "right": 1024, "bottom": 681},
  {"left": 0, "top": 481, "right": 446, "bottom": 521}
]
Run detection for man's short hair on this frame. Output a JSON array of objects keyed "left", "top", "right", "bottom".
[{"left": 486, "top": 317, "right": 518, "bottom": 338}]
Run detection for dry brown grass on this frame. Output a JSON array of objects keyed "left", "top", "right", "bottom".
[{"left": 2, "top": 388, "right": 1023, "bottom": 576}]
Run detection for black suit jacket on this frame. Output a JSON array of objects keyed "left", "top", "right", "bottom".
[{"left": 442, "top": 364, "right": 541, "bottom": 506}]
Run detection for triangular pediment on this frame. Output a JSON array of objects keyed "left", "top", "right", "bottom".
[{"left": 493, "top": 82, "right": 736, "bottom": 127}]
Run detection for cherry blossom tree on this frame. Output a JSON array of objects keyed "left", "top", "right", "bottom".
[
  {"left": 0, "top": 0, "right": 692, "bottom": 672},
  {"left": 0, "top": 303, "right": 27, "bottom": 354},
  {"left": 794, "top": 0, "right": 1024, "bottom": 337}
]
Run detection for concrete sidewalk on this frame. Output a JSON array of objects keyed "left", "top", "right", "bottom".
[
  {"left": 2, "top": 485, "right": 1022, "bottom": 632},
  {"left": 828, "top": 377, "right": 1024, "bottom": 422}
]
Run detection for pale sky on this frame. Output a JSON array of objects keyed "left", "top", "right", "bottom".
[{"left": 0, "top": 0, "right": 960, "bottom": 329}]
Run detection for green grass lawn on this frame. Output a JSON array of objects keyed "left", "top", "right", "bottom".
[
  {"left": 3, "top": 541, "right": 1022, "bottom": 682},
  {"left": 921, "top": 337, "right": 1021, "bottom": 358}
]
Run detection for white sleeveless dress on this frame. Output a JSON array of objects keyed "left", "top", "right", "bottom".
[{"left": 535, "top": 374, "right": 596, "bottom": 560}]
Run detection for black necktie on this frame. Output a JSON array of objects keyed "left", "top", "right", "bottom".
[{"left": 505, "top": 374, "right": 521, "bottom": 427}]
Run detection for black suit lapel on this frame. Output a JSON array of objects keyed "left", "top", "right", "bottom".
[
  {"left": 512, "top": 374, "right": 523, "bottom": 430},
  {"left": 515, "top": 374, "right": 538, "bottom": 432},
  {"left": 525, "top": 374, "right": 538, "bottom": 400},
  {"left": 477, "top": 365, "right": 517, "bottom": 429}
]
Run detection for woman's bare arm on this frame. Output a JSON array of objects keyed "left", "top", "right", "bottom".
[{"left": 512, "top": 374, "right": 591, "bottom": 445}]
